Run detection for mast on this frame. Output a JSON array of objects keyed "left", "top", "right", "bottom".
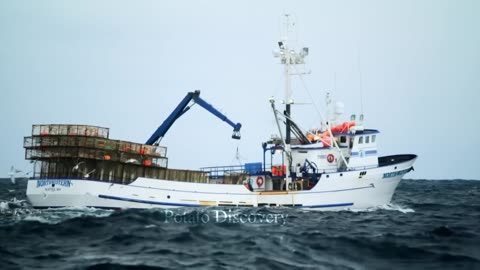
[
  {"left": 280, "top": 15, "right": 293, "bottom": 145},
  {"left": 273, "top": 14, "right": 309, "bottom": 190}
]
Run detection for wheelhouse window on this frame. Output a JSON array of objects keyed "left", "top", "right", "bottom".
[
  {"left": 372, "top": 135, "right": 376, "bottom": 143},
  {"left": 366, "top": 136, "right": 370, "bottom": 144},
  {"left": 358, "top": 136, "right": 363, "bottom": 144},
  {"left": 340, "top": 136, "right": 347, "bottom": 143}
]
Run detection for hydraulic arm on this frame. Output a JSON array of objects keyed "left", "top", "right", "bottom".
[{"left": 145, "top": 90, "right": 242, "bottom": 145}]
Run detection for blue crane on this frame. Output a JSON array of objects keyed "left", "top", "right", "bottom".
[{"left": 145, "top": 90, "right": 242, "bottom": 145}]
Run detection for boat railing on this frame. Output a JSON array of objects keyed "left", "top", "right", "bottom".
[
  {"left": 200, "top": 162, "right": 268, "bottom": 179},
  {"left": 200, "top": 165, "right": 246, "bottom": 179}
]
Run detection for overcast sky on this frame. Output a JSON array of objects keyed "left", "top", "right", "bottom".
[{"left": 1, "top": 0, "right": 479, "bottom": 180}]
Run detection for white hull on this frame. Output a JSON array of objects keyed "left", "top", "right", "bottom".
[{"left": 26, "top": 156, "right": 415, "bottom": 211}]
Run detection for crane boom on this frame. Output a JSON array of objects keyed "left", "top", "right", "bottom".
[{"left": 145, "top": 90, "right": 242, "bottom": 145}]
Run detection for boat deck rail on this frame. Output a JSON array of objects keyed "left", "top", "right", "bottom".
[
  {"left": 200, "top": 165, "right": 247, "bottom": 179},
  {"left": 200, "top": 163, "right": 281, "bottom": 179}
]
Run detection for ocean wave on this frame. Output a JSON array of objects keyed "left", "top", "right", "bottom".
[
  {"left": 376, "top": 203, "right": 415, "bottom": 213},
  {"left": 1, "top": 180, "right": 480, "bottom": 269},
  {"left": 348, "top": 203, "right": 415, "bottom": 213},
  {"left": 85, "top": 263, "right": 167, "bottom": 270},
  {"left": 19, "top": 208, "right": 114, "bottom": 224}
]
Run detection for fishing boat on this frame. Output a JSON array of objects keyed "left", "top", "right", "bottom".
[{"left": 24, "top": 17, "right": 416, "bottom": 210}]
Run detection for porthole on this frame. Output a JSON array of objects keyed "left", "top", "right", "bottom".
[{"left": 167, "top": 195, "right": 171, "bottom": 199}]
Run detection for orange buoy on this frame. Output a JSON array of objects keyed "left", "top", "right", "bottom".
[
  {"left": 322, "top": 136, "right": 331, "bottom": 146},
  {"left": 271, "top": 166, "right": 278, "bottom": 176},
  {"left": 143, "top": 160, "right": 152, "bottom": 166}
]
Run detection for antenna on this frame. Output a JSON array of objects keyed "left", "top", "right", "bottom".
[
  {"left": 356, "top": 0, "right": 365, "bottom": 116},
  {"left": 334, "top": 72, "right": 337, "bottom": 92},
  {"left": 357, "top": 47, "right": 364, "bottom": 115}
]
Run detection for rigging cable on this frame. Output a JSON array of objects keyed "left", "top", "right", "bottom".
[{"left": 293, "top": 65, "right": 325, "bottom": 122}]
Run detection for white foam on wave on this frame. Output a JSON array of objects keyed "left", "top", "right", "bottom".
[
  {"left": 22, "top": 215, "right": 53, "bottom": 223},
  {"left": 377, "top": 203, "right": 415, "bottom": 213},
  {"left": 44, "top": 206, "right": 114, "bottom": 214},
  {"left": 0, "top": 198, "right": 28, "bottom": 212},
  {"left": 348, "top": 203, "right": 415, "bottom": 213},
  {"left": 23, "top": 206, "right": 115, "bottom": 224},
  {"left": 0, "top": 201, "right": 9, "bottom": 211},
  {"left": 1, "top": 204, "right": 116, "bottom": 224}
]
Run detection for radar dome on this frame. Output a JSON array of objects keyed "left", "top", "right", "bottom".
[{"left": 334, "top": 101, "right": 345, "bottom": 115}]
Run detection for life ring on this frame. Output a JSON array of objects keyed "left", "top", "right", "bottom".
[
  {"left": 256, "top": 176, "right": 264, "bottom": 187},
  {"left": 327, "top": 154, "right": 335, "bottom": 163}
]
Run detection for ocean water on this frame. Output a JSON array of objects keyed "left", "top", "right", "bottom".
[{"left": 0, "top": 179, "right": 479, "bottom": 270}]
